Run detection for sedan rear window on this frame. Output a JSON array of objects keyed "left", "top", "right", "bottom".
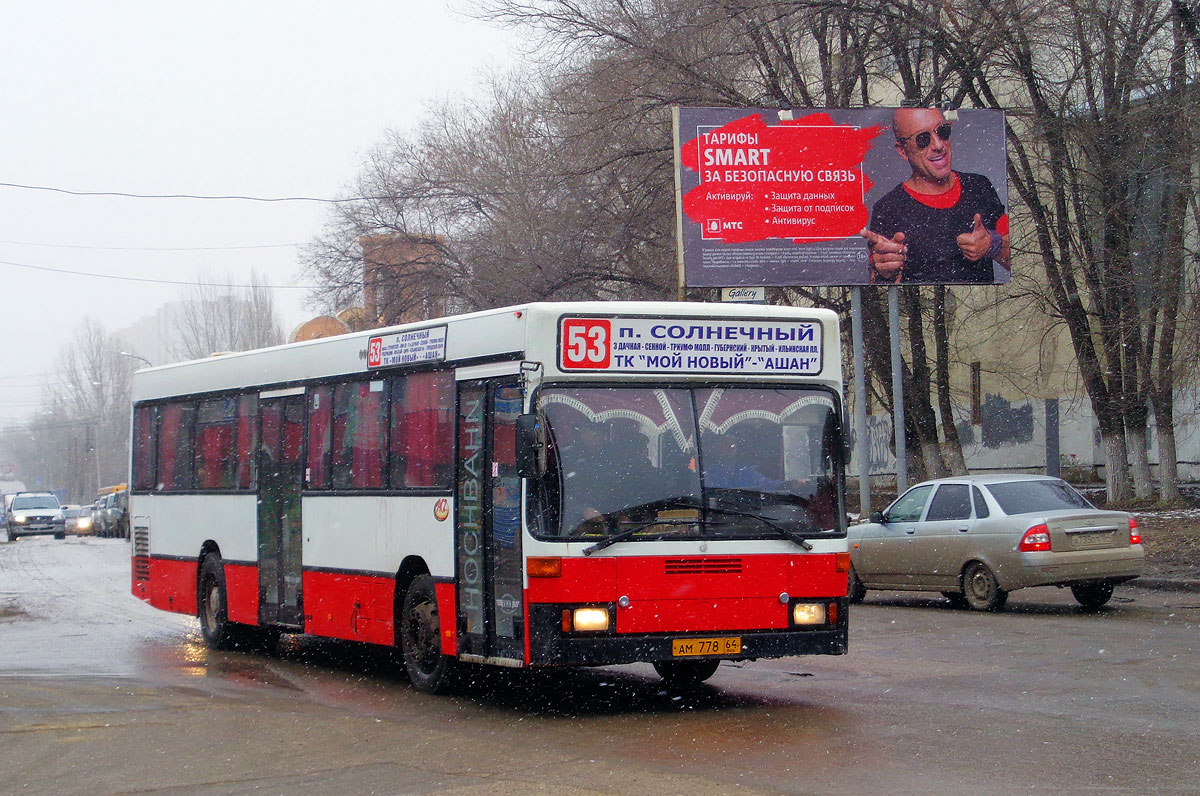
[{"left": 984, "top": 480, "right": 1094, "bottom": 515}]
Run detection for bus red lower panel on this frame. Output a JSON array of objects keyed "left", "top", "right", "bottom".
[
  {"left": 527, "top": 553, "right": 846, "bottom": 606},
  {"left": 223, "top": 563, "right": 258, "bottom": 626},
  {"left": 435, "top": 581, "right": 457, "bottom": 656},
  {"left": 303, "top": 570, "right": 395, "bottom": 646},
  {"left": 617, "top": 597, "right": 787, "bottom": 633},
  {"left": 146, "top": 557, "right": 198, "bottom": 616}
]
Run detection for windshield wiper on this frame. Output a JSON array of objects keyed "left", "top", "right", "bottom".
[
  {"left": 581, "top": 517, "right": 698, "bottom": 556},
  {"left": 702, "top": 505, "right": 815, "bottom": 551},
  {"left": 609, "top": 499, "right": 816, "bottom": 554}
]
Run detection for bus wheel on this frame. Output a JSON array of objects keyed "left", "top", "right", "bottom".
[
  {"left": 400, "top": 574, "right": 456, "bottom": 694},
  {"left": 198, "top": 555, "right": 235, "bottom": 650},
  {"left": 653, "top": 659, "right": 720, "bottom": 686}
]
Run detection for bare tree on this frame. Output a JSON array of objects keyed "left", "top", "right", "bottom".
[
  {"left": 937, "top": 0, "right": 1200, "bottom": 501},
  {"left": 168, "top": 269, "right": 285, "bottom": 361},
  {"left": 301, "top": 0, "right": 1198, "bottom": 501},
  {"left": 1, "top": 319, "right": 139, "bottom": 500},
  {"left": 303, "top": 73, "right": 677, "bottom": 317}
]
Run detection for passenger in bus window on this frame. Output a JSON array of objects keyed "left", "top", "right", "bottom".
[
  {"left": 603, "top": 419, "right": 655, "bottom": 492},
  {"left": 703, "top": 434, "right": 788, "bottom": 492},
  {"left": 559, "top": 422, "right": 617, "bottom": 532}
]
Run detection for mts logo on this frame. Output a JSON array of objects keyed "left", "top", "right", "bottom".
[{"left": 706, "top": 218, "right": 743, "bottom": 235}]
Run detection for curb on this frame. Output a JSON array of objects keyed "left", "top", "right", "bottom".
[{"left": 1133, "top": 576, "right": 1200, "bottom": 593}]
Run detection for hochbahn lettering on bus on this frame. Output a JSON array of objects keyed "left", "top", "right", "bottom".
[{"left": 558, "top": 316, "right": 823, "bottom": 375}]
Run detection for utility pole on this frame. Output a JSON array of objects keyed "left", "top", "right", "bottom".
[{"left": 87, "top": 425, "right": 100, "bottom": 493}]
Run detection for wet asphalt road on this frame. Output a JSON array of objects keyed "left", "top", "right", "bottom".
[{"left": 2, "top": 536, "right": 1198, "bottom": 795}]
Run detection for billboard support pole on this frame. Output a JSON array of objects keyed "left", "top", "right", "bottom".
[
  {"left": 888, "top": 287, "right": 907, "bottom": 493},
  {"left": 671, "top": 106, "right": 687, "bottom": 302},
  {"left": 851, "top": 288, "right": 870, "bottom": 516}
]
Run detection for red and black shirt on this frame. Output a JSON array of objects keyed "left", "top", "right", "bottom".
[{"left": 867, "top": 172, "right": 1008, "bottom": 283}]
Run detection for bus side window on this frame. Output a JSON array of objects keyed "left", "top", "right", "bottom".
[
  {"left": 156, "top": 402, "right": 196, "bottom": 490},
  {"left": 390, "top": 371, "right": 454, "bottom": 489},
  {"left": 235, "top": 394, "right": 258, "bottom": 490},
  {"left": 307, "top": 386, "right": 333, "bottom": 489},
  {"left": 132, "top": 405, "right": 158, "bottom": 491},
  {"left": 195, "top": 397, "right": 240, "bottom": 490},
  {"left": 332, "top": 381, "right": 386, "bottom": 489}
]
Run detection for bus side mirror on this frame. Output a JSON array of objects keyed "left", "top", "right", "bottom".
[{"left": 515, "top": 414, "right": 543, "bottom": 478}]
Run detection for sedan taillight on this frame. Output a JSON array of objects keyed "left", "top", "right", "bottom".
[
  {"left": 1019, "top": 523, "right": 1052, "bottom": 552},
  {"left": 1129, "top": 517, "right": 1142, "bottom": 545}
]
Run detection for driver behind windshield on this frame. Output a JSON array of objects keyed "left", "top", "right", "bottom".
[{"left": 702, "top": 433, "right": 789, "bottom": 492}]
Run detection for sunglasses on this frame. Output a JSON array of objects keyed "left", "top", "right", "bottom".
[{"left": 896, "top": 123, "right": 952, "bottom": 150}]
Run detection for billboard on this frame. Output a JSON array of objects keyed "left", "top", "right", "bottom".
[{"left": 673, "top": 107, "right": 1009, "bottom": 287}]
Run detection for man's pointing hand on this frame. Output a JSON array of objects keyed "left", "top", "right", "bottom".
[{"left": 860, "top": 228, "right": 906, "bottom": 282}]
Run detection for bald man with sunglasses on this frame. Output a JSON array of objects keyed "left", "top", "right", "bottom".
[{"left": 860, "top": 108, "right": 1010, "bottom": 284}]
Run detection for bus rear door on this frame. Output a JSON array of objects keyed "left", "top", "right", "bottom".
[{"left": 258, "top": 392, "right": 305, "bottom": 627}]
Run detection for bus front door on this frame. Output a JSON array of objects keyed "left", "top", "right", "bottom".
[
  {"left": 455, "top": 378, "right": 525, "bottom": 663},
  {"left": 258, "top": 394, "right": 305, "bottom": 628}
]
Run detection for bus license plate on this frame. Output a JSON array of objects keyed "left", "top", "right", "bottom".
[{"left": 671, "top": 637, "right": 741, "bottom": 657}]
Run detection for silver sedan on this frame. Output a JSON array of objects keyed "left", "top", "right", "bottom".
[{"left": 848, "top": 474, "right": 1144, "bottom": 610}]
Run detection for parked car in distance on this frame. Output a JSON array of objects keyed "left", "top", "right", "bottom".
[
  {"left": 93, "top": 488, "right": 129, "bottom": 538},
  {"left": 847, "top": 474, "right": 1144, "bottom": 611},
  {"left": 4, "top": 492, "right": 67, "bottom": 540},
  {"left": 63, "top": 505, "right": 94, "bottom": 535}
]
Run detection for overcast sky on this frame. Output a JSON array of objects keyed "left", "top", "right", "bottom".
[{"left": 0, "top": 1, "right": 519, "bottom": 425}]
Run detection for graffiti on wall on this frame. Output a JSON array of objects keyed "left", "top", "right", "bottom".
[{"left": 981, "top": 394, "right": 1034, "bottom": 446}]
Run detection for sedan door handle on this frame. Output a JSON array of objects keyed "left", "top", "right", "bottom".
[
  {"left": 904, "top": 527, "right": 916, "bottom": 535},
  {"left": 957, "top": 526, "right": 969, "bottom": 532}
]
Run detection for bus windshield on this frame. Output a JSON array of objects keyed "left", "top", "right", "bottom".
[{"left": 531, "top": 385, "right": 843, "bottom": 541}]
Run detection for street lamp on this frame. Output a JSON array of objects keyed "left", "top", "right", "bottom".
[{"left": 119, "top": 351, "right": 152, "bottom": 368}]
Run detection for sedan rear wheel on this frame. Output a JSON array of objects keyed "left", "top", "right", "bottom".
[
  {"left": 1071, "top": 582, "right": 1114, "bottom": 610},
  {"left": 847, "top": 566, "right": 867, "bottom": 604},
  {"left": 961, "top": 561, "right": 1008, "bottom": 612}
]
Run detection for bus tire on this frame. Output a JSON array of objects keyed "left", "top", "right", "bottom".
[
  {"left": 653, "top": 659, "right": 720, "bottom": 686},
  {"left": 198, "top": 555, "right": 237, "bottom": 650},
  {"left": 399, "top": 574, "right": 456, "bottom": 694}
]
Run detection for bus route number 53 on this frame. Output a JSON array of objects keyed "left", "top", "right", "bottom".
[{"left": 560, "top": 318, "right": 612, "bottom": 370}]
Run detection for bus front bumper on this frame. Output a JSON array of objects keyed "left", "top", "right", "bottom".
[{"left": 528, "top": 603, "right": 848, "bottom": 666}]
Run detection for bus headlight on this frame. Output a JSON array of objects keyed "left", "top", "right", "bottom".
[
  {"left": 792, "top": 603, "right": 827, "bottom": 626},
  {"left": 571, "top": 607, "right": 611, "bottom": 632}
]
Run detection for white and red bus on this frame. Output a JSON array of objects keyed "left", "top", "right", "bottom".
[{"left": 130, "top": 301, "right": 850, "bottom": 692}]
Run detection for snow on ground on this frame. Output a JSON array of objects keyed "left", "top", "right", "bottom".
[{"left": 0, "top": 536, "right": 194, "bottom": 677}]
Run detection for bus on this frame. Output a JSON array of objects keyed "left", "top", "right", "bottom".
[{"left": 130, "top": 301, "right": 850, "bottom": 692}]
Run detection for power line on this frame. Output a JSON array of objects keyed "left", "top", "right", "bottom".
[
  {"left": 0, "top": 258, "right": 317, "bottom": 289},
  {"left": 0, "top": 238, "right": 301, "bottom": 252},
  {"left": 0, "top": 181, "right": 368, "bottom": 204}
]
